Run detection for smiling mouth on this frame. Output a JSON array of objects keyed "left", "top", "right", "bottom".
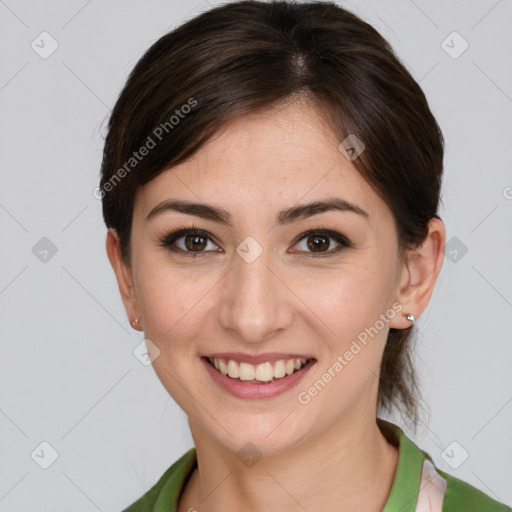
[{"left": 204, "top": 356, "right": 316, "bottom": 383}]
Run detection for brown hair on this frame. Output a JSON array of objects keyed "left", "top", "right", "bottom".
[{"left": 100, "top": 0, "right": 444, "bottom": 431}]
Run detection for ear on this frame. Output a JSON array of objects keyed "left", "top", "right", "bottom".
[
  {"left": 389, "top": 217, "right": 446, "bottom": 329},
  {"left": 105, "top": 229, "right": 142, "bottom": 331}
]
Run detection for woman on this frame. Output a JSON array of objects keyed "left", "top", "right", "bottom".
[{"left": 100, "top": 1, "right": 510, "bottom": 511}]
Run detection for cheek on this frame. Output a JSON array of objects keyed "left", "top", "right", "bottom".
[
  {"left": 135, "top": 265, "right": 219, "bottom": 408},
  {"left": 301, "top": 262, "right": 393, "bottom": 332},
  {"left": 296, "top": 263, "right": 396, "bottom": 391},
  {"left": 135, "top": 258, "right": 218, "bottom": 347},
  {"left": 297, "top": 273, "right": 392, "bottom": 411}
]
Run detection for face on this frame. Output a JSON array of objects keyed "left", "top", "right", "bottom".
[{"left": 113, "top": 98, "right": 414, "bottom": 456}]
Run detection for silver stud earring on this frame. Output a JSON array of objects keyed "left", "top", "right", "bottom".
[
  {"left": 132, "top": 317, "right": 139, "bottom": 328},
  {"left": 404, "top": 313, "right": 415, "bottom": 325}
]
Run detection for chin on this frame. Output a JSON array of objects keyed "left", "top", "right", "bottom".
[{"left": 198, "top": 411, "right": 312, "bottom": 459}]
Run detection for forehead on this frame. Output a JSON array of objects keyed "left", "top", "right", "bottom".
[{"left": 135, "top": 100, "right": 392, "bottom": 230}]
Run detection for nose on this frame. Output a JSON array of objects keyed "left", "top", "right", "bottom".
[{"left": 217, "top": 245, "right": 294, "bottom": 343}]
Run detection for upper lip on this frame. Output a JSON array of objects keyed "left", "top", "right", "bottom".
[{"left": 204, "top": 352, "right": 315, "bottom": 365}]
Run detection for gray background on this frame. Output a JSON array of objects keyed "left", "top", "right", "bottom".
[{"left": 1, "top": 0, "right": 511, "bottom": 510}]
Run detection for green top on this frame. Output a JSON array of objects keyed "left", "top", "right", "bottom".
[{"left": 122, "top": 419, "right": 511, "bottom": 512}]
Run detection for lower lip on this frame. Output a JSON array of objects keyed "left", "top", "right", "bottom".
[{"left": 201, "top": 357, "right": 316, "bottom": 399}]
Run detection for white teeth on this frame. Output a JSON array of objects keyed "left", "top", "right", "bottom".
[
  {"left": 255, "top": 362, "right": 274, "bottom": 382},
  {"left": 227, "top": 359, "right": 239, "bottom": 379},
  {"left": 238, "top": 362, "right": 255, "bottom": 381},
  {"left": 273, "top": 359, "right": 286, "bottom": 378},
  {"left": 209, "top": 357, "right": 310, "bottom": 382}
]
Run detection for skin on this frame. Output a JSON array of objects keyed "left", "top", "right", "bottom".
[{"left": 107, "top": 96, "right": 445, "bottom": 512}]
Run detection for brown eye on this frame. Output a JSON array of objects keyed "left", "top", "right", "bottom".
[
  {"left": 307, "top": 234, "right": 330, "bottom": 252},
  {"left": 159, "top": 228, "right": 219, "bottom": 256},
  {"left": 294, "top": 229, "right": 350, "bottom": 257},
  {"left": 183, "top": 233, "right": 208, "bottom": 251},
  {"left": 159, "top": 226, "right": 350, "bottom": 258}
]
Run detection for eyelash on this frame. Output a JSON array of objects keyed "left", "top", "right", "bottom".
[{"left": 158, "top": 223, "right": 352, "bottom": 259}]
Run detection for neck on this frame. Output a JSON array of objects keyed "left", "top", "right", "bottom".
[{"left": 179, "top": 415, "right": 399, "bottom": 512}]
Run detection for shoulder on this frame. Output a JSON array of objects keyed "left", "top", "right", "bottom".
[
  {"left": 378, "top": 418, "right": 511, "bottom": 512},
  {"left": 438, "top": 468, "right": 511, "bottom": 512},
  {"left": 121, "top": 448, "right": 197, "bottom": 512}
]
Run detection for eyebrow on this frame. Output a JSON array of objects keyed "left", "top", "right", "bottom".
[{"left": 145, "top": 197, "right": 369, "bottom": 226}]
